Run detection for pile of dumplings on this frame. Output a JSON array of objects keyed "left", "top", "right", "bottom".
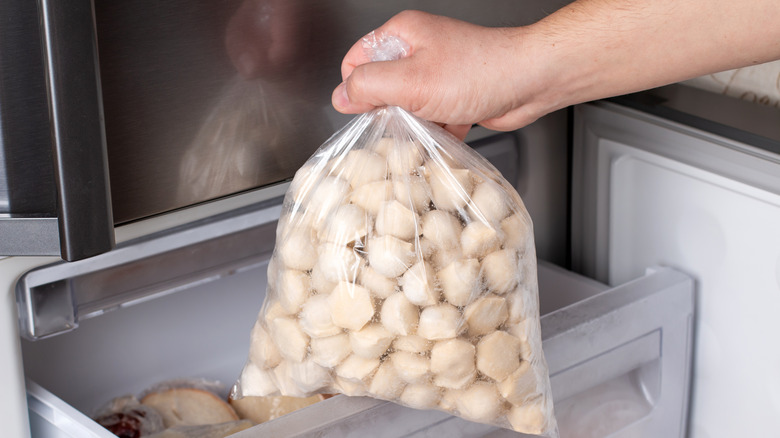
[{"left": 235, "top": 111, "right": 556, "bottom": 437}]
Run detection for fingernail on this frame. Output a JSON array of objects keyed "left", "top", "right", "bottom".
[{"left": 334, "top": 82, "right": 350, "bottom": 109}]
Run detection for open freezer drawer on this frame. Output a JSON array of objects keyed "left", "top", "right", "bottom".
[
  {"left": 228, "top": 264, "right": 694, "bottom": 438},
  {"left": 18, "top": 199, "right": 694, "bottom": 438}
]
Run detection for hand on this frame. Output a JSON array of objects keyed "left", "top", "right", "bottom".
[
  {"left": 333, "top": 3, "right": 780, "bottom": 137},
  {"left": 331, "top": 11, "right": 552, "bottom": 135}
]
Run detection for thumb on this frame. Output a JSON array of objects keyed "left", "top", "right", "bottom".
[{"left": 332, "top": 58, "right": 420, "bottom": 114}]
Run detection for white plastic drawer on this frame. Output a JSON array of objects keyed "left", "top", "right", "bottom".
[
  {"left": 23, "top": 259, "right": 693, "bottom": 438},
  {"left": 229, "top": 264, "right": 694, "bottom": 438}
]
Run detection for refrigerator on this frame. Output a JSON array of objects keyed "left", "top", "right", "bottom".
[{"left": 1, "top": 0, "right": 779, "bottom": 437}]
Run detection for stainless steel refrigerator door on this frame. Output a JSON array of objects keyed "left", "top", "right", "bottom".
[
  {"left": 91, "top": 0, "right": 573, "bottom": 224},
  {"left": 0, "top": 0, "right": 113, "bottom": 261},
  {"left": 3, "top": 0, "right": 576, "bottom": 259}
]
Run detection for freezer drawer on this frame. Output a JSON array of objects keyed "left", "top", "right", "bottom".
[
  {"left": 228, "top": 264, "right": 693, "bottom": 438},
  {"left": 22, "top": 250, "right": 693, "bottom": 438}
]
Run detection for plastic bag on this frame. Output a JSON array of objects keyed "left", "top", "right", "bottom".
[
  {"left": 93, "top": 395, "right": 166, "bottom": 438},
  {"left": 233, "top": 33, "right": 558, "bottom": 437}
]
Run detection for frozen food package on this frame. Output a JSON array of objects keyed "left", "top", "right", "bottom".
[
  {"left": 93, "top": 395, "right": 166, "bottom": 437},
  {"left": 137, "top": 379, "right": 240, "bottom": 428},
  {"left": 233, "top": 33, "right": 558, "bottom": 437}
]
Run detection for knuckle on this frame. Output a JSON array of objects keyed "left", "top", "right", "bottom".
[
  {"left": 393, "top": 9, "right": 431, "bottom": 28},
  {"left": 346, "top": 68, "right": 366, "bottom": 99}
]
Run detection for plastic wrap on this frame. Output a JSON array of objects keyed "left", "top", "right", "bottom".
[
  {"left": 233, "top": 33, "right": 558, "bottom": 437},
  {"left": 93, "top": 377, "right": 329, "bottom": 437},
  {"left": 93, "top": 395, "right": 166, "bottom": 438},
  {"left": 95, "top": 378, "right": 242, "bottom": 437}
]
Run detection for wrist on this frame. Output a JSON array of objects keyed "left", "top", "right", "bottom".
[
  {"left": 515, "top": 22, "right": 597, "bottom": 115},
  {"left": 491, "top": 24, "right": 590, "bottom": 128}
]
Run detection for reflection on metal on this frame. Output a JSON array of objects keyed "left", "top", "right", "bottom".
[
  {"left": 0, "top": 0, "right": 56, "bottom": 216},
  {"left": 93, "top": 0, "right": 571, "bottom": 223},
  {"left": 176, "top": 77, "right": 328, "bottom": 205}
]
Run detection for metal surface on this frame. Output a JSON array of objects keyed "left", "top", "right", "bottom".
[
  {"left": 1, "top": 0, "right": 573, "bottom": 258},
  {"left": 93, "top": 0, "right": 572, "bottom": 224},
  {"left": 0, "top": 218, "right": 60, "bottom": 256},
  {"left": 39, "top": 0, "right": 115, "bottom": 260},
  {"left": 611, "top": 84, "right": 780, "bottom": 155},
  {"left": 0, "top": 0, "right": 56, "bottom": 215}
]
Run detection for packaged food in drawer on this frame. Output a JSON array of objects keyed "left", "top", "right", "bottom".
[{"left": 90, "top": 377, "right": 330, "bottom": 437}]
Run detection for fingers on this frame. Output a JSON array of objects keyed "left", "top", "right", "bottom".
[
  {"left": 340, "top": 11, "right": 421, "bottom": 81},
  {"left": 335, "top": 11, "right": 436, "bottom": 113},
  {"left": 331, "top": 65, "right": 390, "bottom": 115},
  {"left": 333, "top": 57, "right": 422, "bottom": 114},
  {"left": 340, "top": 37, "right": 372, "bottom": 82},
  {"left": 333, "top": 33, "right": 395, "bottom": 114},
  {"left": 478, "top": 104, "right": 545, "bottom": 132},
  {"left": 331, "top": 82, "right": 354, "bottom": 113},
  {"left": 442, "top": 124, "right": 472, "bottom": 141},
  {"left": 331, "top": 10, "right": 541, "bottom": 130}
]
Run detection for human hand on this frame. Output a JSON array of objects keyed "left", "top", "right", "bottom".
[
  {"left": 333, "top": 3, "right": 780, "bottom": 138},
  {"left": 331, "top": 11, "right": 553, "bottom": 136}
]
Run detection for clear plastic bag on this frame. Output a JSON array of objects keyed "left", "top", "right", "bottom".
[
  {"left": 93, "top": 395, "right": 166, "bottom": 438},
  {"left": 233, "top": 34, "right": 558, "bottom": 437}
]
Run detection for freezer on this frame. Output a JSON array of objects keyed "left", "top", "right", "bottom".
[
  {"left": 9, "top": 82, "right": 779, "bottom": 437},
  {"left": 0, "top": 0, "right": 776, "bottom": 434},
  {"left": 17, "top": 189, "right": 694, "bottom": 437}
]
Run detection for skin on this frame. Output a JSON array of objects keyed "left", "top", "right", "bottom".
[{"left": 332, "top": 2, "right": 780, "bottom": 138}]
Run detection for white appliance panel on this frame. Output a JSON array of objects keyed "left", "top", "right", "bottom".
[
  {"left": 573, "top": 101, "right": 780, "bottom": 438},
  {"left": 608, "top": 147, "right": 780, "bottom": 438}
]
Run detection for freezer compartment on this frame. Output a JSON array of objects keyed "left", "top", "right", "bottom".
[
  {"left": 22, "top": 252, "right": 693, "bottom": 437},
  {"left": 230, "top": 264, "right": 693, "bottom": 438}
]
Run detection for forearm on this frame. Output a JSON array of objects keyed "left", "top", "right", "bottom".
[
  {"left": 333, "top": 4, "right": 779, "bottom": 131},
  {"left": 525, "top": 0, "right": 780, "bottom": 112}
]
